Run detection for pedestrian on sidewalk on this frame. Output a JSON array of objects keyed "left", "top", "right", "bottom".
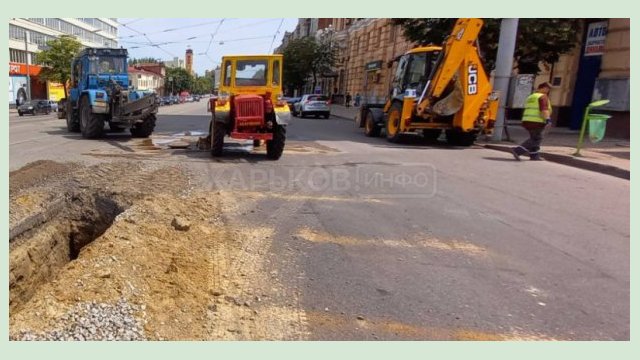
[
  {"left": 511, "top": 82, "right": 553, "bottom": 161},
  {"left": 355, "top": 93, "right": 361, "bottom": 107},
  {"left": 345, "top": 92, "right": 352, "bottom": 108}
]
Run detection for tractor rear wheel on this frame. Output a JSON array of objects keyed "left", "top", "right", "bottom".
[
  {"left": 364, "top": 110, "right": 381, "bottom": 137},
  {"left": 385, "top": 102, "right": 403, "bottom": 143},
  {"left": 80, "top": 96, "right": 103, "bottom": 138},
  {"left": 266, "top": 125, "right": 286, "bottom": 160},
  {"left": 130, "top": 114, "right": 156, "bottom": 138},
  {"left": 211, "top": 121, "right": 226, "bottom": 157},
  {"left": 422, "top": 129, "right": 442, "bottom": 143},
  {"left": 445, "top": 129, "right": 476, "bottom": 147}
]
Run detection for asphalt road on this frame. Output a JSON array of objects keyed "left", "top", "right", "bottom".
[{"left": 9, "top": 101, "right": 630, "bottom": 340}]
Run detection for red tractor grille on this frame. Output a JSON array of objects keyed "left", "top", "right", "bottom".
[{"left": 234, "top": 95, "right": 265, "bottom": 127}]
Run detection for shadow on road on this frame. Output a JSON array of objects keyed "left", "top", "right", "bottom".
[{"left": 482, "top": 156, "right": 519, "bottom": 162}]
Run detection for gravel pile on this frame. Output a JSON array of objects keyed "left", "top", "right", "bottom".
[{"left": 12, "top": 298, "right": 146, "bottom": 341}]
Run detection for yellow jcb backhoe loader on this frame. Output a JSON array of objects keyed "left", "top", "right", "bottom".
[{"left": 358, "top": 18, "right": 499, "bottom": 146}]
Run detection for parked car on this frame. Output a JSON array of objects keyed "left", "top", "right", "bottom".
[
  {"left": 170, "top": 96, "right": 180, "bottom": 105},
  {"left": 285, "top": 97, "right": 301, "bottom": 112},
  {"left": 18, "top": 99, "right": 52, "bottom": 116},
  {"left": 193, "top": 95, "right": 201, "bottom": 102},
  {"left": 160, "top": 96, "right": 173, "bottom": 106},
  {"left": 292, "top": 94, "right": 330, "bottom": 118},
  {"left": 47, "top": 100, "right": 59, "bottom": 112}
]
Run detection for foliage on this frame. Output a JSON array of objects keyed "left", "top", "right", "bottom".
[
  {"left": 192, "top": 75, "right": 213, "bottom": 94},
  {"left": 34, "top": 35, "right": 82, "bottom": 98},
  {"left": 165, "top": 67, "right": 193, "bottom": 94},
  {"left": 281, "top": 36, "right": 336, "bottom": 95},
  {"left": 392, "top": 18, "right": 581, "bottom": 74}
]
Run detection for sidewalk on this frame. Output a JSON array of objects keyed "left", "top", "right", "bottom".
[
  {"left": 331, "top": 104, "right": 359, "bottom": 121},
  {"left": 477, "top": 122, "right": 630, "bottom": 180},
  {"left": 330, "top": 105, "right": 630, "bottom": 179}
]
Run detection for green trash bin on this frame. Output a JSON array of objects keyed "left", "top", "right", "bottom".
[
  {"left": 574, "top": 99, "right": 610, "bottom": 156},
  {"left": 587, "top": 113, "right": 611, "bottom": 143}
]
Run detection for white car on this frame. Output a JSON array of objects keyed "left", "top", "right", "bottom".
[
  {"left": 48, "top": 100, "right": 59, "bottom": 112},
  {"left": 292, "top": 94, "right": 330, "bottom": 119}
]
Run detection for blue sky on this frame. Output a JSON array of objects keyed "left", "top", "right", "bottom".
[{"left": 117, "top": 18, "right": 298, "bottom": 76}]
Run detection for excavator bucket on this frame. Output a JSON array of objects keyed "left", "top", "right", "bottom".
[{"left": 432, "top": 78, "right": 464, "bottom": 116}]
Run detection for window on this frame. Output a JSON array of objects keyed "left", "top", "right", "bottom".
[
  {"left": 272, "top": 60, "right": 281, "bottom": 86},
  {"left": 10, "top": 49, "right": 28, "bottom": 63},
  {"left": 308, "top": 95, "right": 329, "bottom": 101},
  {"left": 223, "top": 60, "right": 232, "bottom": 86},
  {"left": 235, "top": 60, "right": 267, "bottom": 86},
  {"left": 405, "top": 53, "right": 427, "bottom": 87},
  {"left": 60, "top": 21, "right": 72, "bottom": 34},
  {"left": 10, "top": 25, "right": 26, "bottom": 41},
  {"left": 46, "top": 18, "right": 60, "bottom": 31},
  {"left": 89, "top": 56, "right": 126, "bottom": 74}
]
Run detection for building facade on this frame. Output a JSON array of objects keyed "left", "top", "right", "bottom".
[
  {"left": 165, "top": 57, "right": 185, "bottom": 69},
  {"left": 9, "top": 18, "right": 119, "bottom": 106},
  {"left": 130, "top": 63, "right": 166, "bottom": 94},
  {"left": 530, "top": 18, "right": 630, "bottom": 137},
  {"left": 128, "top": 66, "right": 164, "bottom": 94}
]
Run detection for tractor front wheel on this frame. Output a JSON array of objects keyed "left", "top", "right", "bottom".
[
  {"left": 211, "top": 121, "right": 226, "bottom": 157},
  {"left": 266, "top": 125, "right": 286, "bottom": 160},
  {"left": 80, "top": 96, "right": 103, "bottom": 138}
]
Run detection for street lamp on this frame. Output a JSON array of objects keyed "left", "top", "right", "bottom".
[{"left": 23, "top": 30, "right": 32, "bottom": 102}]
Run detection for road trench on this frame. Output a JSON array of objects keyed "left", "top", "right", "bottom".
[{"left": 8, "top": 159, "right": 307, "bottom": 340}]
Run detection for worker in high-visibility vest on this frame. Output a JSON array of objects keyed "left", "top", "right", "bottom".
[{"left": 511, "top": 82, "right": 553, "bottom": 161}]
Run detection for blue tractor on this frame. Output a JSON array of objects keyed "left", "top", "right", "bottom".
[{"left": 60, "top": 47, "right": 158, "bottom": 138}]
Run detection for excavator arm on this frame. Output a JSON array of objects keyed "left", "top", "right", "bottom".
[{"left": 415, "top": 18, "right": 498, "bottom": 131}]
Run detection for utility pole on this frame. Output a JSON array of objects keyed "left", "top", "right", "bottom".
[
  {"left": 492, "top": 18, "right": 519, "bottom": 142},
  {"left": 24, "top": 31, "right": 32, "bottom": 102}
]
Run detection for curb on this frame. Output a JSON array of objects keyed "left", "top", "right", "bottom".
[{"left": 482, "top": 144, "right": 630, "bottom": 180}]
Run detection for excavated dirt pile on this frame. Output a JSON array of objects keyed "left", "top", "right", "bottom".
[
  {"left": 9, "top": 160, "right": 306, "bottom": 341},
  {"left": 8, "top": 160, "right": 222, "bottom": 340}
]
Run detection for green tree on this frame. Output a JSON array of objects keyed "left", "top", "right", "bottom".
[
  {"left": 192, "top": 75, "right": 213, "bottom": 94},
  {"left": 35, "top": 35, "right": 82, "bottom": 99},
  {"left": 282, "top": 36, "right": 336, "bottom": 95},
  {"left": 165, "top": 67, "right": 194, "bottom": 94},
  {"left": 392, "top": 18, "right": 581, "bottom": 74}
]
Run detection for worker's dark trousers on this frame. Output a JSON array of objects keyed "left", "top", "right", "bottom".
[{"left": 514, "top": 122, "right": 545, "bottom": 156}]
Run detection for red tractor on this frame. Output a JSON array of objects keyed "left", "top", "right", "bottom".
[{"left": 207, "top": 55, "right": 290, "bottom": 160}]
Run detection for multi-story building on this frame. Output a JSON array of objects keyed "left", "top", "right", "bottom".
[
  {"left": 326, "top": 19, "right": 414, "bottom": 104},
  {"left": 128, "top": 66, "right": 164, "bottom": 94},
  {"left": 9, "top": 18, "right": 118, "bottom": 106},
  {"left": 129, "top": 63, "right": 166, "bottom": 94},
  {"left": 165, "top": 56, "right": 185, "bottom": 69}
]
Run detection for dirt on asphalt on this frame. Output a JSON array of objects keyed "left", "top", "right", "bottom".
[{"left": 9, "top": 159, "right": 307, "bottom": 340}]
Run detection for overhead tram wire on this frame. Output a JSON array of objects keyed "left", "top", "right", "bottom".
[
  {"left": 117, "top": 18, "right": 230, "bottom": 39},
  {"left": 269, "top": 18, "right": 285, "bottom": 53}
]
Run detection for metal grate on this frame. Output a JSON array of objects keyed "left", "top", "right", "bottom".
[{"left": 234, "top": 95, "right": 264, "bottom": 127}]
